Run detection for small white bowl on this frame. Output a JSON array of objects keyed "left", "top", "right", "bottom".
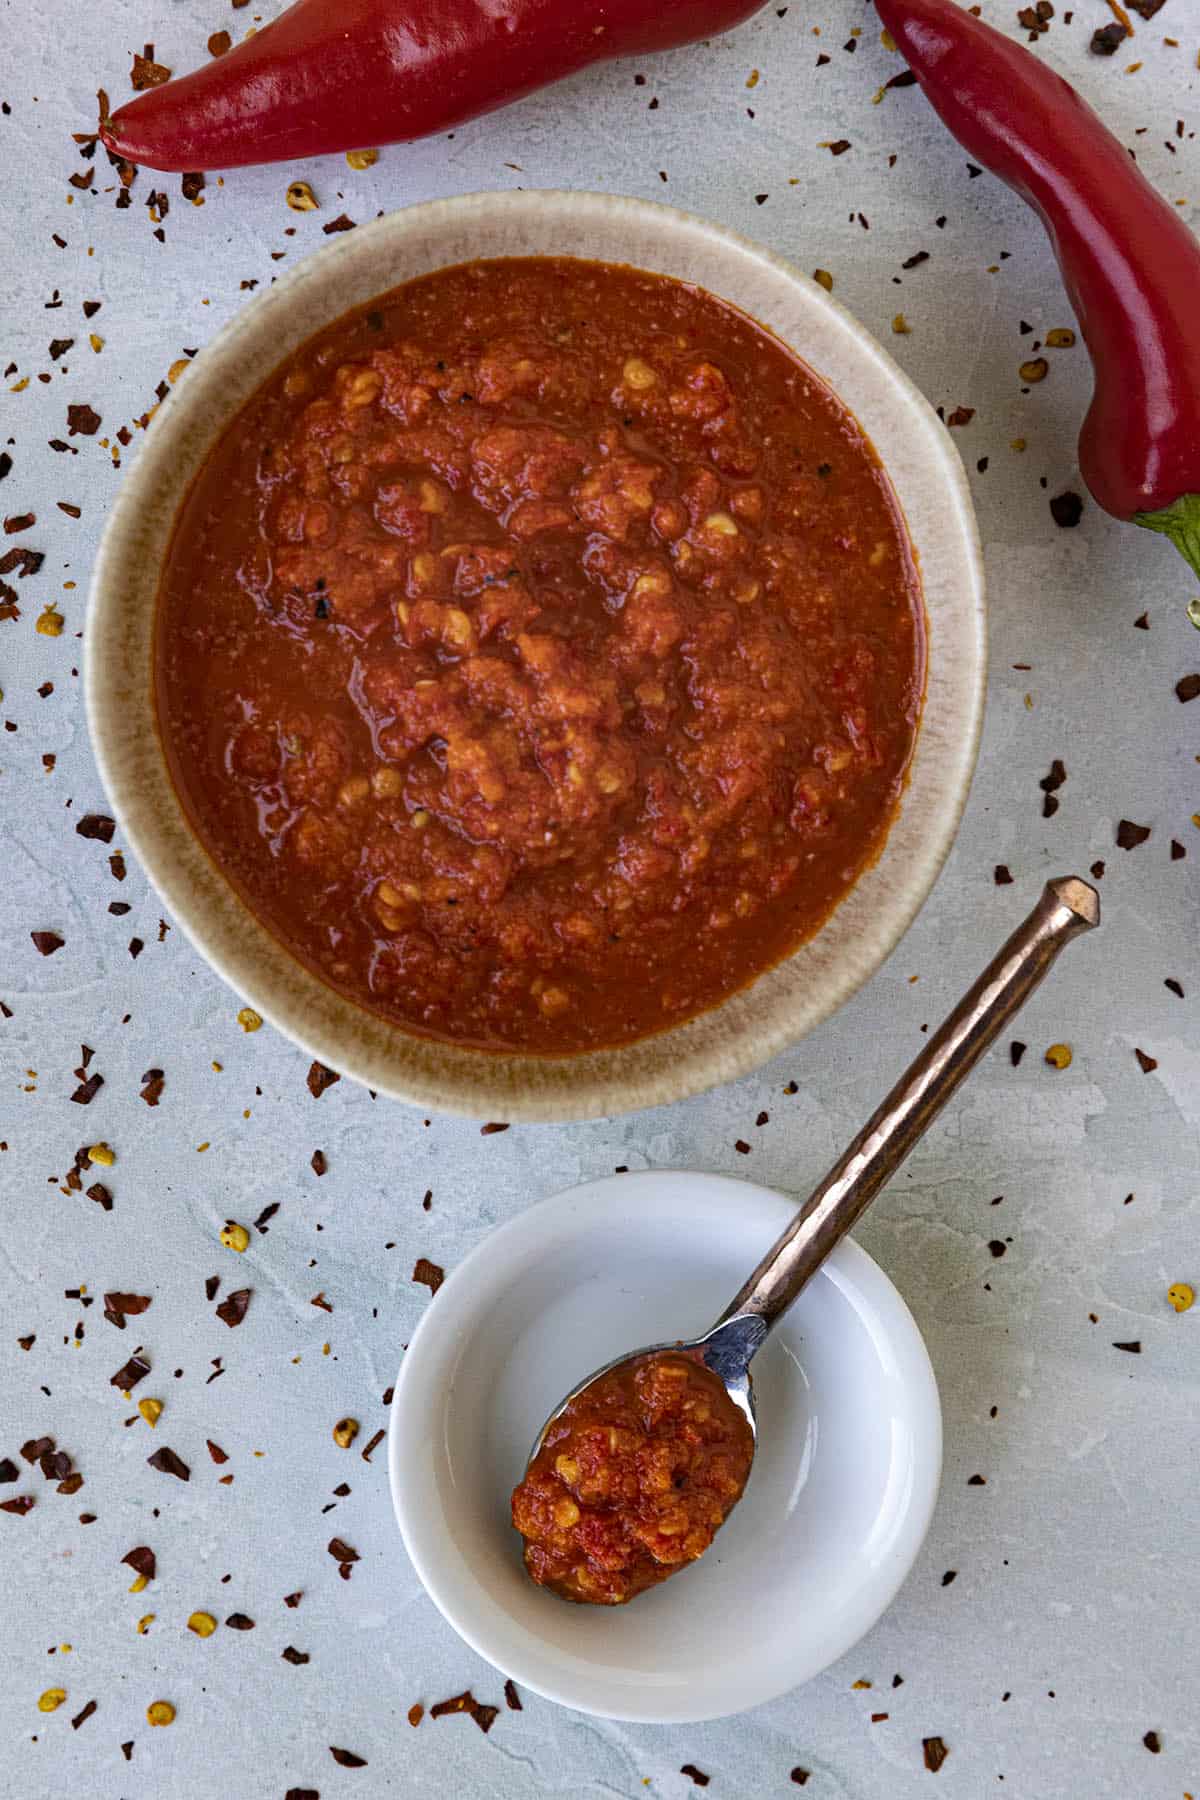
[{"left": 388, "top": 1171, "right": 941, "bottom": 1722}]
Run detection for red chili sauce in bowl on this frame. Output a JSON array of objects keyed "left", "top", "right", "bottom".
[
  {"left": 511, "top": 1350, "right": 755, "bottom": 1605},
  {"left": 155, "top": 257, "right": 924, "bottom": 1053}
]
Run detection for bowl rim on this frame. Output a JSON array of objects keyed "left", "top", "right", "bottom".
[
  {"left": 86, "top": 188, "right": 986, "bottom": 1121},
  {"left": 387, "top": 1169, "right": 943, "bottom": 1722}
]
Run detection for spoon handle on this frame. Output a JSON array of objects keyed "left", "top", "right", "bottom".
[{"left": 717, "top": 876, "right": 1099, "bottom": 1332}]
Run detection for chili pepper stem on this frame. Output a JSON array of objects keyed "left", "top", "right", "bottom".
[{"left": 1134, "top": 495, "right": 1200, "bottom": 616}]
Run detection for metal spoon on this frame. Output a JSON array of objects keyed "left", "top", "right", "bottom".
[{"left": 526, "top": 876, "right": 1099, "bottom": 1498}]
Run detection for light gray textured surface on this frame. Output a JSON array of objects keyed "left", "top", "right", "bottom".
[{"left": 1, "top": 2, "right": 1197, "bottom": 1795}]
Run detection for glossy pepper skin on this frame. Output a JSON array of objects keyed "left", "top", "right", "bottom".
[
  {"left": 100, "top": 0, "right": 764, "bottom": 173},
  {"left": 875, "top": 0, "right": 1200, "bottom": 593}
]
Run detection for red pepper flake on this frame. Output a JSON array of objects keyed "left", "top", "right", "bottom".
[
  {"left": 734, "top": 1139, "right": 751, "bottom": 1154},
  {"left": 327, "top": 1536, "right": 359, "bottom": 1564},
  {"left": 57, "top": 502, "right": 81, "bottom": 519},
  {"left": 1113, "top": 1339, "right": 1142, "bottom": 1353},
  {"left": 207, "top": 29, "right": 232, "bottom": 56},
  {"left": 408, "top": 1702, "right": 424, "bottom": 1727},
  {"left": 412, "top": 1257, "right": 444, "bottom": 1295},
  {"left": 31, "top": 930, "right": 64, "bottom": 956},
  {"left": 310, "top": 1149, "right": 327, "bottom": 1176},
  {"left": 681, "top": 1767, "right": 710, "bottom": 1787},
  {"left": 791, "top": 1773, "right": 810, "bottom": 1788},
  {"left": 994, "top": 864, "right": 1013, "bottom": 885},
  {"left": 87, "top": 1182, "right": 112, "bottom": 1211},
  {"left": 110, "top": 1352, "right": 150, "bottom": 1391},
  {"left": 967, "top": 1473, "right": 986, "bottom": 1485},
  {"left": 480, "top": 1121, "right": 509, "bottom": 1135},
  {"left": 1143, "top": 1730, "right": 1162, "bottom": 1753},
  {"left": 923, "top": 1736, "right": 950, "bottom": 1773},
  {"left": 824, "top": 139, "right": 852, "bottom": 155},
  {"left": 285, "top": 1793, "right": 318, "bottom": 1800},
  {"left": 0, "top": 1459, "right": 16, "bottom": 1483},
  {"left": 66, "top": 403, "right": 101, "bottom": 436},
  {"left": 1090, "top": 20, "right": 1129, "bottom": 53},
  {"left": 1049, "top": 491, "right": 1084, "bottom": 528},
  {"left": 1091, "top": 860, "right": 1106, "bottom": 879},
  {"left": 1165, "top": 978, "right": 1184, "bottom": 998},
  {"left": 310, "top": 1291, "right": 333, "bottom": 1312},
  {"left": 306, "top": 1061, "right": 340, "bottom": 1098},
  {"left": 503, "top": 1679, "right": 521, "bottom": 1711},
  {"left": 1134, "top": 1048, "right": 1158, "bottom": 1073},
  {"left": 122, "top": 1545, "right": 155, "bottom": 1580},
  {"left": 1, "top": 1495, "right": 35, "bottom": 1515},
  {"left": 17, "top": 1335, "right": 35, "bottom": 1351},
  {"left": 946, "top": 406, "right": 975, "bottom": 428},
  {"left": 281, "top": 1645, "right": 310, "bottom": 1664},
  {"left": 75, "top": 812, "right": 115, "bottom": 842},
  {"left": 70, "top": 1698, "right": 98, "bottom": 1729},
  {"left": 254, "top": 1200, "right": 280, "bottom": 1233},
  {"left": 0, "top": 545, "right": 44, "bottom": 576},
  {"left": 1171, "top": 839, "right": 1186, "bottom": 860},
  {"left": 70, "top": 1072, "right": 104, "bottom": 1105},
  {"left": 215, "top": 1288, "right": 252, "bottom": 1328},
  {"left": 1116, "top": 819, "right": 1151, "bottom": 850},
  {"left": 322, "top": 214, "right": 357, "bottom": 234},
  {"left": 206, "top": 1439, "right": 229, "bottom": 1464},
  {"left": 225, "top": 1612, "right": 255, "bottom": 1630},
  {"left": 988, "top": 1240, "right": 1006, "bottom": 1258},
  {"left": 109, "top": 850, "right": 127, "bottom": 880},
  {"left": 104, "top": 1292, "right": 151, "bottom": 1329},
  {"left": 139, "top": 1069, "right": 165, "bottom": 1106},
  {"left": 131, "top": 51, "right": 172, "bottom": 88},
  {"left": 1175, "top": 674, "right": 1200, "bottom": 703},
  {"left": 147, "top": 1446, "right": 190, "bottom": 1479},
  {"left": 942, "top": 1569, "right": 958, "bottom": 1585},
  {"left": 430, "top": 1690, "right": 500, "bottom": 1734},
  {"left": 4, "top": 512, "right": 36, "bottom": 534},
  {"left": 330, "top": 1746, "right": 368, "bottom": 1766},
  {"left": 204, "top": 1275, "right": 220, "bottom": 1302},
  {"left": 360, "top": 1428, "right": 385, "bottom": 1463},
  {"left": 129, "top": 937, "right": 145, "bottom": 960},
  {"left": 284, "top": 1590, "right": 303, "bottom": 1608}
]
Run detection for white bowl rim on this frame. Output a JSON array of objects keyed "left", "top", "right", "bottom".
[
  {"left": 387, "top": 1169, "right": 943, "bottom": 1722},
  {"left": 86, "top": 189, "right": 986, "bottom": 1121}
]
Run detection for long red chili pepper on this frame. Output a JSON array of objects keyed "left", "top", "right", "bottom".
[
  {"left": 875, "top": 0, "right": 1200, "bottom": 600},
  {"left": 100, "top": 0, "right": 763, "bottom": 173}
]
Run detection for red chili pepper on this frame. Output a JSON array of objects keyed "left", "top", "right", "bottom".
[
  {"left": 875, "top": 0, "right": 1200, "bottom": 601},
  {"left": 100, "top": 0, "right": 763, "bottom": 174}
]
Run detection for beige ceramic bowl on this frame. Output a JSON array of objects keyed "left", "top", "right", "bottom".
[{"left": 87, "top": 190, "right": 985, "bottom": 1122}]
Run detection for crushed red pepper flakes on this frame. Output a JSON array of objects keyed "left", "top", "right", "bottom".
[
  {"left": 923, "top": 1736, "right": 950, "bottom": 1772},
  {"left": 204, "top": 1275, "right": 220, "bottom": 1302},
  {"left": 66, "top": 403, "right": 101, "bottom": 437},
  {"left": 75, "top": 813, "right": 115, "bottom": 842},
  {"left": 322, "top": 214, "right": 357, "bottom": 234},
  {"left": 1, "top": 1495, "right": 35, "bottom": 1515},
  {"left": 284, "top": 1591, "right": 303, "bottom": 1608},
  {"left": 791, "top": 1773, "right": 810, "bottom": 1788},
  {"left": 1134, "top": 1048, "right": 1158, "bottom": 1073},
  {"left": 967, "top": 1473, "right": 987, "bottom": 1485},
  {"left": 103, "top": 1288, "right": 149, "bottom": 1332},
  {"left": 206, "top": 1439, "right": 229, "bottom": 1464},
  {"left": 408, "top": 1702, "right": 424, "bottom": 1727},
  {"left": 225, "top": 1612, "right": 255, "bottom": 1630},
  {"left": 110, "top": 1352, "right": 150, "bottom": 1391},
  {"left": 327, "top": 1537, "right": 359, "bottom": 1564},
  {"left": 942, "top": 1569, "right": 958, "bottom": 1586},
  {"left": 306, "top": 1061, "right": 340, "bottom": 1099},
  {"left": 503, "top": 1679, "right": 521, "bottom": 1711},
  {"left": 0, "top": 1459, "right": 17, "bottom": 1483},
  {"left": 310, "top": 1291, "right": 333, "bottom": 1313},
  {"left": 31, "top": 930, "right": 64, "bottom": 956},
  {"left": 139, "top": 1069, "right": 165, "bottom": 1106},
  {"left": 681, "top": 1768, "right": 710, "bottom": 1787},
  {"left": 70, "top": 1072, "right": 104, "bottom": 1105},
  {"left": 215, "top": 1288, "right": 252, "bottom": 1328},
  {"left": 360, "top": 1428, "right": 385, "bottom": 1464},
  {"left": 412, "top": 1258, "right": 444, "bottom": 1295},
  {"left": 70, "top": 1698, "right": 98, "bottom": 1729},
  {"left": 282, "top": 1645, "right": 310, "bottom": 1664},
  {"left": 1165, "top": 978, "right": 1184, "bottom": 998},
  {"left": 310, "top": 1149, "right": 327, "bottom": 1176},
  {"left": 1116, "top": 819, "right": 1151, "bottom": 850},
  {"left": 285, "top": 1792, "right": 319, "bottom": 1800},
  {"left": 330, "top": 1746, "right": 367, "bottom": 1766},
  {"left": 1114, "top": 1339, "right": 1142, "bottom": 1353},
  {"left": 131, "top": 51, "right": 172, "bottom": 89},
  {"left": 254, "top": 1201, "right": 280, "bottom": 1233},
  {"left": 480, "top": 1121, "right": 509, "bottom": 1135},
  {"left": 146, "top": 1446, "right": 190, "bottom": 1480},
  {"left": 1176, "top": 674, "right": 1200, "bottom": 703},
  {"left": 430, "top": 1690, "right": 500, "bottom": 1734},
  {"left": 120, "top": 1742, "right": 133, "bottom": 1761},
  {"left": 1143, "top": 1730, "right": 1162, "bottom": 1753},
  {"left": 994, "top": 864, "right": 1013, "bottom": 885},
  {"left": 122, "top": 1545, "right": 155, "bottom": 1581}
]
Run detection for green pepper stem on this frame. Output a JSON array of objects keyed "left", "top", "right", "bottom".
[{"left": 1135, "top": 495, "right": 1200, "bottom": 615}]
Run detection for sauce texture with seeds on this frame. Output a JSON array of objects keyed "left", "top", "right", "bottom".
[
  {"left": 156, "top": 258, "right": 924, "bottom": 1051},
  {"left": 511, "top": 1351, "right": 754, "bottom": 1604}
]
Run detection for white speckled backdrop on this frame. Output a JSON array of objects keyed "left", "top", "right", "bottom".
[{"left": 1, "top": 2, "right": 1197, "bottom": 1795}]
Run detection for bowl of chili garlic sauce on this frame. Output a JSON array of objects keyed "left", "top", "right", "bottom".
[
  {"left": 88, "top": 192, "right": 985, "bottom": 1120},
  {"left": 388, "top": 1172, "right": 942, "bottom": 1721}
]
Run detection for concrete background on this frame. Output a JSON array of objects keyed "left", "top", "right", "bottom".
[{"left": 1, "top": 0, "right": 1196, "bottom": 1794}]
